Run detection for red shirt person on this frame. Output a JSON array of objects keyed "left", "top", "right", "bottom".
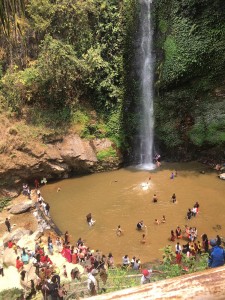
[{"left": 16, "top": 257, "right": 24, "bottom": 271}]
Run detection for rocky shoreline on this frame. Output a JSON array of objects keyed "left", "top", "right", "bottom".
[
  {"left": 0, "top": 132, "right": 122, "bottom": 195},
  {"left": 0, "top": 190, "right": 71, "bottom": 294}
]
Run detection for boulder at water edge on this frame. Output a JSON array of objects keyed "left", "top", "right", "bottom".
[
  {"left": 3, "top": 247, "right": 18, "bottom": 267},
  {"left": 3, "top": 228, "right": 32, "bottom": 245},
  {"left": 9, "top": 200, "right": 35, "bottom": 214},
  {"left": 17, "top": 230, "right": 42, "bottom": 249}
]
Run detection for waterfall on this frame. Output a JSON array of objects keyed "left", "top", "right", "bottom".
[{"left": 137, "top": 0, "right": 155, "bottom": 170}]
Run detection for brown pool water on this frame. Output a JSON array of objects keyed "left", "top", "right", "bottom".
[{"left": 42, "top": 162, "right": 225, "bottom": 265}]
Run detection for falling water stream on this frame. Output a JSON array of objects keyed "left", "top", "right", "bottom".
[{"left": 138, "top": 0, "right": 155, "bottom": 170}]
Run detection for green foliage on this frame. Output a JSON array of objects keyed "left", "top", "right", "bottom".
[
  {"left": 207, "top": 121, "right": 225, "bottom": 144},
  {"left": 82, "top": 0, "right": 125, "bottom": 112},
  {"left": 189, "top": 123, "right": 206, "bottom": 146},
  {"left": 27, "top": 0, "right": 56, "bottom": 32},
  {"left": 164, "top": 36, "right": 177, "bottom": 63},
  {"left": 155, "top": 0, "right": 225, "bottom": 86},
  {"left": 1, "top": 35, "right": 87, "bottom": 109},
  {"left": 72, "top": 110, "right": 90, "bottom": 127},
  {"left": 102, "top": 247, "right": 208, "bottom": 294},
  {"left": 36, "top": 35, "right": 87, "bottom": 106},
  {"left": 160, "top": 16, "right": 209, "bottom": 84},
  {"left": 28, "top": 105, "right": 71, "bottom": 129},
  {"left": 156, "top": 121, "right": 182, "bottom": 148},
  {"left": 0, "top": 288, "right": 23, "bottom": 299},
  {"left": 153, "top": 0, "right": 225, "bottom": 156},
  {"left": 107, "top": 268, "right": 141, "bottom": 292},
  {"left": 105, "top": 109, "right": 122, "bottom": 145},
  {"left": 189, "top": 120, "right": 225, "bottom": 147},
  {"left": 159, "top": 245, "right": 208, "bottom": 278},
  {"left": 0, "top": 197, "right": 12, "bottom": 212},
  {"left": 97, "top": 147, "right": 117, "bottom": 161},
  {"left": 0, "top": 0, "right": 138, "bottom": 154},
  {"left": 159, "top": 19, "right": 168, "bottom": 33}
]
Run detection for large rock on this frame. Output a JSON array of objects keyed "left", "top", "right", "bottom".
[
  {"left": 92, "top": 138, "right": 113, "bottom": 152},
  {"left": 9, "top": 200, "right": 34, "bottom": 214},
  {"left": 57, "top": 134, "right": 97, "bottom": 166},
  {"left": 3, "top": 228, "right": 32, "bottom": 244},
  {"left": 3, "top": 247, "right": 18, "bottom": 267},
  {"left": 17, "top": 230, "right": 42, "bottom": 249},
  {"left": 0, "top": 265, "right": 22, "bottom": 292},
  {"left": 17, "top": 234, "right": 35, "bottom": 250},
  {"left": 0, "top": 133, "right": 121, "bottom": 188}
]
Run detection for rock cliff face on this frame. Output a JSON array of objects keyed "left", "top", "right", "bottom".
[{"left": 0, "top": 131, "right": 122, "bottom": 190}]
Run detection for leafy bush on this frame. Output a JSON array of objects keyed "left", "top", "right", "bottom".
[
  {"left": 0, "top": 197, "right": 12, "bottom": 211},
  {"left": 189, "top": 123, "right": 206, "bottom": 146},
  {"left": 0, "top": 288, "right": 23, "bottom": 300},
  {"left": 97, "top": 147, "right": 117, "bottom": 161},
  {"left": 159, "top": 245, "right": 208, "bottom": 278}
]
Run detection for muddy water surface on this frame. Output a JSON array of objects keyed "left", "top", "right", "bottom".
[{"left": 42, "top": 162, "right": 225, "bottom": 264}]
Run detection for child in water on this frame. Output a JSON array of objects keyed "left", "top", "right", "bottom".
[
  {"left": 141, "top": 234, "right": 146, "bottom": 244},
  {"left": 152, "top": 194, "right": 158, "bottom": 203},
  {"left": 154, "top": 219, "right": 160, "bottom": 225},
  {"left": 116, "top": 225, "right": 122, "bottom": 236},
  {"left": 171, "top": 193, "right": 176, "bottom": 203},
  {"left": 137, "top": 220, "right": 145, "bottom": 230},
  {"left": 86, "top": 213, "right": 96, "bottom": 226},
  {"left": 161, "top": 216, "right": 166, "bottom": 223}
]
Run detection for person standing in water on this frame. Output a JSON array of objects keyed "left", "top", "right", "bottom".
[
  {"left": 154, "top": 219, "right": 160, "bottom": 225},
  {"left": 86, "top": 213, "right": 96, "bottom": 226},
  {"left": 136, "top": 220, "right": 145, "bottom": 231},
  {"left": 161, "top": 215, "right": 166, "bottom": 223},
  {"left": 170, "top": 230, "right": 175, "bottom": 241},
  {"left": 171, "top": 193, "right": 176, "bottom": 203},
  {"left": 116, "top": 225, "right": 123, "bottom": 236},
  {"left": 152, "top": 194, "right": 158, "bottom": 203},
  {"left": 141, "top": 234, "right": 146, "bottom": 244}
]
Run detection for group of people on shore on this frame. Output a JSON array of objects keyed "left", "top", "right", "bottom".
[
  {"left": 34, "top": 186, "right": 51, "bottom": 217},
  {"left": 6, "top": 234, "right": 67, "bottom": 299},
  {"left": 168, "top": 210, "right": 225, "bottom": 268},
  {"left": 122, "top": 255, "right": 141, "bottom": 270},
  {"left": 173, "top": 233, "right": 225, "bottom": 268}
]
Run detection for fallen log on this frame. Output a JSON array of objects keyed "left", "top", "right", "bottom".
[{"left": 91, "top": 266, "right": 225, "bottom": 299}]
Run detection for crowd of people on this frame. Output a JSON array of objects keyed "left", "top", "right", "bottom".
[{"left": 2, "top": 167, "right": 225, "bottom": 299}]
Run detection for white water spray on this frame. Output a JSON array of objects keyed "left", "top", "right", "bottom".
[{"left": 138, "top": 0, "right": 155, "bottom": 170}]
